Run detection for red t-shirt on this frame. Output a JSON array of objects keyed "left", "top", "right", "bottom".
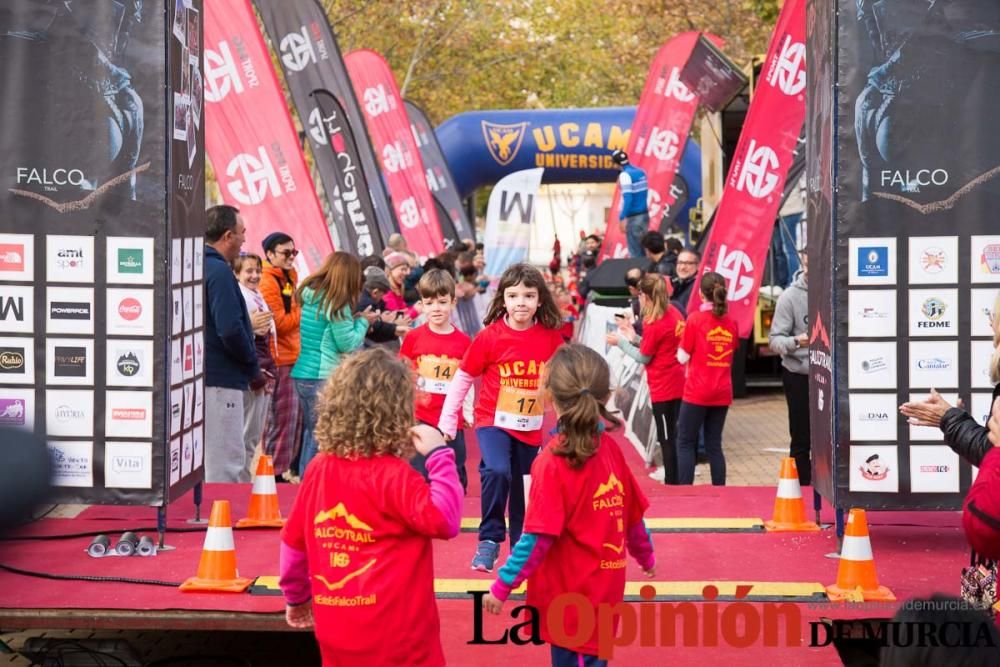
[
  {"left": 639, "top": 305, "right": 686, "bottom": 403},
  {"left": 679, "top": 309, "right": 739, "bottom": 406},
  {"left": 400, "top": 324, "right": 471, "bottom": 426},
  {"left": 524, "top": 433, "right": 650, "bottom": 655},
  {"left": 281, "top": 453, "right": 451, "bottom": 666},
  {"left": 460, "top": 319, "right": 564, "bottom": 446}
]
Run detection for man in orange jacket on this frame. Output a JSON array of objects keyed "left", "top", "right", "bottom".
[{"left": 260, "top": 232, "right": 303, "bottom": 480}]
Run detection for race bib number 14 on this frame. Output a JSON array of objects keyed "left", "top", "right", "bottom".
[
  {"left": 494, "top": 386, "right": 544, "bottom": 431},
  {"left": 417, "top": 356, "right": 459, "bottom": 395}
]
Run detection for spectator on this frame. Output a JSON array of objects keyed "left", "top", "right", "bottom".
[
  {"left": 386, "top": 232, "right": 408, "bottom": 254},
  {"left": 292, "top": 252, "right": 379, "bottom": 477},
  {"left": 359, "top": 254, "right": 385, "bottom": 273},
  {"left": 383, "top": 252, "right": 414, "bottom": 313},
  {"left": 768, "top": 250, "right": 811, "bottom": 486},
  {"left": 612, "top": 149, "right": 649, "bottom": 259},
  {"left": 360, "top": 267, "right": 411, "bottom": 348},
  {"left": 880, "top": 595, "right": 1000, "bottom": 666},
  {"left": 624, "top": 267, "right": 645, "bottom": 336},
  {"left": 641, "top": 231, "right": 678, "bottom": 277},
  {"left": 455, "top": 252, "right": 484, "bottom": 335},
  {"left": 671, "top": 249, "right": 700, "bottom": 310},
  {"left": 203, "top": 205, "right": 260, "bottom": 483},
  {"left": 260, "top": 232, "right": 303, "bottom": 482},
  {"left": 965, "top": 396, "right": 1000, "bottom": 560},
  {"left": 233, "top": 253, "right": 277, "bottom": 479}
]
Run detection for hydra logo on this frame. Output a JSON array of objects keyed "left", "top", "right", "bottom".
[
  {"left": 279, "top": 28, "right": 317, "bottom": 72},
  {"left": 714, "top": 243, "right": 754, "bottom": 301},
  {"left": 204, "top": 41, "right": 243, "bottom": 103},
  {"left": 362, "top": 84, "right": 393, "bottom": 118},
  {"left": 767, "top": 35, "right": 806, "bottom": 96},
  {"left": 643, "top": 127, "right": 679, "bottom": 162},
  {"left": 661, "top": 67, "right": 695, "bottom": 102},
  {"left": 735, "top": 139, "right": 780, "bottom": 199},
  {"left": 225, "top": 147, "right": 281, "bottom": 206},
  {"left": 398, "top": 197, "right": 421, "bottom": 229},
  {"left": 482, "top": 121, "right": 528, "bottom": 166}
]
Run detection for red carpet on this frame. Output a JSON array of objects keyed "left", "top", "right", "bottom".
[{"left": 0, "top": 420, "right": 970, "bottom": 665}]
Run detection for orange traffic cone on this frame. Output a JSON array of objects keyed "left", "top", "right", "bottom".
[
  {"left": 826, "top": 508, "right": 895, "bottom": 602},
  {"left": 236, "top": 455, "right": 285, "bottom": 528},
  {"left": 764, "top": 458, "right": 820, "bottom": 532},
  {"left": 180, "top": 500, "right": 252, "bottom": 593}
]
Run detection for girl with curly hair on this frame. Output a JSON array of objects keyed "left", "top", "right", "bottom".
[{"left": 279, "top": 348, "right": 463, "bottom": 666}]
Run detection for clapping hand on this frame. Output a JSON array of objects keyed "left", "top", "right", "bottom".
[{"left": 899, "top": 389, "right": 959, "bottom": 428}]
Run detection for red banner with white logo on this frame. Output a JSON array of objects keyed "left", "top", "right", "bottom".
[
  {"left": 599, "top": 32, "right": 720, "bottom": 260},
  {"left": 344, "top": 50, "right": 444, "bottom": 258},
  {"left": 687, "top": 0, "right": 806, "bottom": 336},
  {"left": 204, "top": 0, "right": 332, "bottom": 272}
]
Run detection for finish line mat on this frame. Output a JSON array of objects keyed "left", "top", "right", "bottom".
[{"left": 459, "top": 517, "right": 766, "bottom": 533}]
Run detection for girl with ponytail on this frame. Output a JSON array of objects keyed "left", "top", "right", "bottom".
[
  {"left": 606, "top": 273, "right": 686, "bottom": 484},
  {"left": 481, "top": 344, "right": 655, "bottom": 664},
  {"left": 675, "top": 272, "right": 739, "bottom": 485}
]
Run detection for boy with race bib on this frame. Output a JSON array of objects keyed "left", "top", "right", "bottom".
[
  {"left": 439, "top": 264, "right": 565, "bottom": 572},
  {"left": 400, "top": 269, "right": 472, "bottom": 491}
]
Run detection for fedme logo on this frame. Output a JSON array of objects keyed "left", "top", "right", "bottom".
[{"left": 858, "top": 247, "right": 888, "bottom": 278}]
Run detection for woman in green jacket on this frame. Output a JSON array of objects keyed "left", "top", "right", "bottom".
[{"left": 292, "top": 252, "right": 378, "bottom": 476}]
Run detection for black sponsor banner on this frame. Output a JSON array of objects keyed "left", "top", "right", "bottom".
[
  {"left": 0, "top": 1, "right": 204, "bottom": 504},
  {"left": 810, "top": 0, "right": 1000, "bottom": 510},
  {"left": 432, "top": 196, "right": 461, "bottom": 251},
  {"left": 404, "top": 100, "right": 475, "bottom": 243},
  {"left": 678, "top": 35, "right": 748, "bottom": 113},
  {"left": 255, "top": 0, "right": 396, "bottom": 255}
]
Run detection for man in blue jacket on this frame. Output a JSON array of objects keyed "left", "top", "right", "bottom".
[
  {"left": 612, "top": 149, "right": 650, "bottom": 259},
  {"left": 204, "top": 205, "right": 261, "bottom": 482}
]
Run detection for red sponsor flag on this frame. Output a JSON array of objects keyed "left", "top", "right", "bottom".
[
  {"left": 204, "top": 0, "right": 333, "bottom": 272},
  {"left": 344, "top": 50, "right": 444, "bottom": 258},
  {"left": 688, "top": 0, "right": 806, "bottom": 336},
  {"left": 599, "top": 32, "right": 718, "bottom": 260}
]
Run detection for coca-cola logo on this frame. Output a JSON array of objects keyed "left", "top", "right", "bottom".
[{"left": 119, "top": 298, "right": 142, "bottom": 321}]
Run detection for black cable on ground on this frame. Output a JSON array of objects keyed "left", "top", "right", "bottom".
[
  {"left": 145, "top": 656, "right": 252, "bottom": 667},
  {"left": 0, "top": 563, "right": 182, "bottom": 587}
]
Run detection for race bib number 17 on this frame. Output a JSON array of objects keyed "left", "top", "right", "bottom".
[{"left": 494, "top": 386, "right": 544, "bottom": 431}]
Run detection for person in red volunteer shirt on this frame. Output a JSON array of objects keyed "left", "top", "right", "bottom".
[
  {"left": 400, "top": 269, "right": 472, "bottom": 491},
  {"left": 278, "top": 348, "right": 462, "bottom": 666},
  {"left": 606, "top": 274, "right": 686, "bottom": 484},
  {"left": 676, "top": 271, "right": 739, "bottom": 485},
  {"left": 482, "top": 344, "right": 655, "bottom": 666},
  {"left": 438, "top": 263, "right": 565, "bottom": 573}
]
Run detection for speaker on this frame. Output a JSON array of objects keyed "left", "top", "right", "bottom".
[{"left": 584, "top": 258, "right": 648, "bottom": 296}]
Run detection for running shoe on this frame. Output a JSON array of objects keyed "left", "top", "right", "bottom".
[{"left": 471, "top": 540, "right": 500, "bottom": 572}]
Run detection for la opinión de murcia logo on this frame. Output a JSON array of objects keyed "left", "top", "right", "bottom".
[
  {"left": 363, "top": 84, "right": 394, "bottom": 118},
  {"left": 656, "top": 67, "right": 695, "bottom": 103},
  {"left": 767, "top": 35, "right": 806, "bottom": 96},
  {"left": 714, "top": 244, "right": 755, "bottom": 301},
  {"left": 735, "top": 139, "right": 780, "bottom": 199},
  {"left": 642, "top": 127, "right": 680, "bottom": 162},
  {"left": 280, "top": 27, "right": 318, "bottom": 72},
  {"left": 226, "top": 147, "right": 282, "bottom": 206},
  {"left": 204, "top": 39, "right": 259, "bottom": 103}
]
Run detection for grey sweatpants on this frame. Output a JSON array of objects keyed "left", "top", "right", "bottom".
[
  {"left": 242, "top": 389, "right": 271, "bottom": 481},
  {"left": 204, "top": 386, "right": 246, "bottom": 483}
]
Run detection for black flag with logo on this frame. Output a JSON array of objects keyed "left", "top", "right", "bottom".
[
  {"left": 254, "top": 0, "right": 396, "bottom": 255},
  {"left": 404, "top": 100, "right": 475, "bottom": 244}
]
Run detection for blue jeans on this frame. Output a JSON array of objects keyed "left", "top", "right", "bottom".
[
  {"left": 411, "top": 425, "right": 468, "bottom": 492},
  {"left": 624, "top": 211, "right": 650, "bottom": 259},
  {"left": 477, "top": 427, "right": 539, "bottom": 547},
  {"left": 294, "top": 378, "right": 325, "bottom": 478},
  {"left": 677, "top": 402, "right": 728, "bottom": 485}
]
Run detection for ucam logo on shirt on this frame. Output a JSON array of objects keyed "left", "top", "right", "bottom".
[
  {"left": 908, "top": 289, "right": 958, "bottom": 337},
  {"left": 908, "top": 236, "right": 957, "bottom": 285},
  {"left": 848, "top": 237, "right": 896, "bottom": 285}
]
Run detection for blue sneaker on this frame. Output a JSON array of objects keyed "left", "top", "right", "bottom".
[{"left": 471, "top": 540, "right": 500, "bottom": 572}]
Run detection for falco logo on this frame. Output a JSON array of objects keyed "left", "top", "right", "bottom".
[
  {"left": 714, "top": 243, "right": 755, "bottom": 301},
  {"left": 314, "top": 502, "right": 374, "bottom": 531},
  {"left": 398, "top": 197, "right": 421, "bottom": 229},
  {"left": 659, "top": 66, "right": 695, "bottom": 102},
  {"left": 482, "top": 121, "right": 528, "bottom": 166},
  {"left": 735, "top": 139, "right": 780, "bottom": 199},
  {"left": 593, "top": 473, "right": 624, "bottom": 499},
  {"left": 204, "top": 41, "right": 244, "bottom": 103},
  {"left": 226, "top": 147, "right": 281, "bottom": 206},
  {"left": 279, "top": 28, "right": 317, "bottom": 72},
  {"left": 362, "top": 84, "right": 393, "bottom": 118},
  {"left": 643, "top": 127, "right": 680, "bottom": 162},
  {"left": 767, "top": 35, "right": 806, "bottom": 96}
]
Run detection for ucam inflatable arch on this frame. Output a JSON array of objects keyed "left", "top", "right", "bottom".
[{"left": 435, "top": 106, "right": 701, "bottom": 231}]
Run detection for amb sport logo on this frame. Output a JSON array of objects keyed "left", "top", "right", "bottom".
[{"left": 483, "top": 122, "right": 528, "bottom": 166}]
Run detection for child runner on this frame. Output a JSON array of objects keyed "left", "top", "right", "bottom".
[
  {"left": 400, "top": 269, "right": 472, "bottom": 491},
  {"left": 438, "top": 263, "right": 565, "bottom": 572},
  {"left": 278, "top": 348, "right": 463, "bottom": 666},
  {"left": 483, "top": 344, "right": 656, "bottom": 666},
  {"left": 676, "top": 271, "right": 739, "bottom": 485}
]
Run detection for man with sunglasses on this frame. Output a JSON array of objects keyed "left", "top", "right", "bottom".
[
  {"left": 624, "top": 267, "right": 646, "bottom": 336},
  {"left": 260, "top": 232, "right": 303, "bottom": 482}
]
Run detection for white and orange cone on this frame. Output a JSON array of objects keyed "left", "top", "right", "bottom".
[
  {"left": 237, "top": 455, "right": 285, "bottom": 528},
  {"left": 180, "top": 500, "right": 252, "bottom": 593},
  {"left": 826, "top": 508, "right": 895, "bottom": 602},
  {"left": 764, "top": 458, "right": 820, "bottom": 532}
]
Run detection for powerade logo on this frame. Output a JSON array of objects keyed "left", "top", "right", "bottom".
[
  {"left": 858, "top": 247, "right": 888, "bottom": 277},
  {"left": 117, "top": 249, "right": 143, "bottom": 274},
  {"left": 50, "top": 302, "right": 91, "bottom": 320}
]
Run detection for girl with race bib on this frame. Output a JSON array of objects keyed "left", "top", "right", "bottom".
[{"left": 438, "top": 263, "right": 565, "bottom": 572}]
